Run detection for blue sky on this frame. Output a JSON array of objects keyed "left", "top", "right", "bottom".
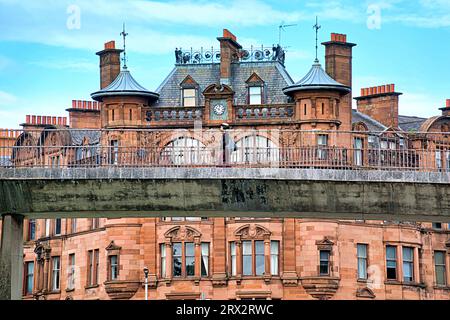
[{"left": 0, "top": 0, "right": 449, "bottom": 129}]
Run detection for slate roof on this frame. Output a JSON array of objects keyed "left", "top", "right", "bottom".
[
  {"left": 154, "top": 61, "right": 294, "bottom": 107},
  {"left": 351, "top": 109, "right": 387, "bottom": 131},
  {"left": 91, "top": 67, "right": 159, "bottom": 102},
  {"left": 398, "top": 115, "right": 427, "bottom": 132},
  {"left": 283, "top": 59, "right": 351, "bottom": 95}
]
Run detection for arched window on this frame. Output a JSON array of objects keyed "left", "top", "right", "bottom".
[
  {"left": 161, "top": 137, "right": 210, "bottom": 165},
  {"left": 232, "top": 135, "right": 279, "bottom": 164}
]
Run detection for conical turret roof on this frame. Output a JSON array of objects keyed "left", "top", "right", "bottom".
[
  {"left": 91, "top": 67, "right": 159, "bottom": 102},
  {"left": 283, "top": 59, "right": 350, "bottom": 95}
]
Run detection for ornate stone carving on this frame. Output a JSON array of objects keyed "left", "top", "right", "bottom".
[
  {"left": 234, "top": 224, "right": 271, "bottom": 239},
  {"left": 104, "top": 280, "right": 140, "bottom": 300},
  {"left": 356, "top": 287, "right": 376, "bottom": 299},
  {"left": 164, "top": 225, "right": 201, "bottom": 242},
  {"left": 212, "top": 273, "right": 228, "bottom": 287},
  {"left": 301, "top": 276, "right": 340, "bottom": 300},
  {"left": 281, "top": 271, "right": 299, "bottom": 286},
  {"left": 315, "top": 237, "right": 335, "bottom": 250}
]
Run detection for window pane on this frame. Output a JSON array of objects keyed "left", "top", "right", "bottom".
[
  {"left": 255, "top": 255, "right": 265, "bottom": 275},
  {"left": 173, "top": 243, "right": 182, "bottom": 277},
  {"left": 270, "top": 241, "right": 279, "bottom": 275},
  {"left": 357, "top": 244, "right": 368, "bottom": 279},
  {"left": 201, "top": 243, "right": 209, "bottom": 277},
  {"left": 243, "top": 255, "right": 252, "bottom": 276},
  {"left": 255, "top": 241, "right": 264, "bottom": 255},
  {"left": 242, "top": 241, "right": 252, "bottom": 255},
  {"left": 402, "top": 247, "right": 413, "bottom": 261},
  {"left": 55, "top": 218, "right": 61, "bottom": 235},
  {"left": 230, "top": 242, "right": 236, "bottom": 276},
  {"left": 319, "top": 250, "right": 330, "bottom": 275},
  {"left": 249, "top": 87, "right": 261, "bottom": 95},
  {"left": 386, "top": 246, "right": 396, "bottom": 260},
  {"left": 435, "top": 251, "right": 446, "bottom": 285},
  {"left": 185, "top": 242, "right": 195, "bottom": 276}
]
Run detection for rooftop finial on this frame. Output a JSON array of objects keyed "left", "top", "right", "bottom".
[
  {"left": 313, "top": 16, "right": 321, "bottom": 63},
  {"left": 120, "top": 23, "right": 129, "bottom": 69}
]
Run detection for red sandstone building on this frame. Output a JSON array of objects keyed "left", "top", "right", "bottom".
[{"left": 1, "top": 29, "right": 450, "bottom": 300}]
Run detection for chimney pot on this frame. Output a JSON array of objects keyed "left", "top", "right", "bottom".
[
  {"left": 82, "top": 101, "right": 86, "bottom": 109},
  {"left": 381, "top": 85, "right": 386, "bottom": 94},
  {"left": 52, "top": 116, "right": 57, "bottom": 125},
  {"left": 63, "top": 118, "right": 67, "bottom": 126},
  {"left": 446, "top": 99, "right": 450, "bottom": 108},
  {"left": 47, "top": 116, "right": 51, "bottom": 125},
  {"left": 390, "top": 84, "right": 395, "bottom": 92},
  {"left": 377, "top": 86, "right": 382, "bottom": 94},
  {"left": 37, "top": 116, "right": 42, "bottom": 125},
  {"left": 26, "top": 115, "right": 31, "bottom": 124},
  {"left": 104, "top": 41, "right": 115, "bottom": 50},
  {"left": 31, "top": 116, "right": 36, "bottom": 125},
  {"left": 72, "top": 100, "right": 76, "bottom": 108},
  {"left": 77, "top": 100, "right": 82, "bottom": 109},
  {"left": 360, "top": 88, "right": 364, "bottom": 96}
]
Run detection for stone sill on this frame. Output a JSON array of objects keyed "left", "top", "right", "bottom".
[
  {"left": 85, "top": 284, "right": 100, "bottom": 290},
  {"left": 433, "top": 285, "right": 450, "bottom": 290},
  {"left": 65, "top": 288, "right": 75, "bottom": 292},
  {"left": 384, "top": 280, "right": 425, "bottom": 288}
]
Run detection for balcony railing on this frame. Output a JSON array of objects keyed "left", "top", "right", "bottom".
[
  {"left": 0, "top": 129, "right": 449, "bottom": 172},
  {"left": 235, "top": 104, "right": 295, "bottom": 122}
]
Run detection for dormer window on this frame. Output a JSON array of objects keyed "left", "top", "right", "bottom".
[
  {"left": 182, "top": 88, "right": 196, "bottom": 107},
  {"left": 246, "top": 72, "right": 265, "bottom": 105},
  {"left": 249, "top": 86, "right": 262, "bottom": 105},
  {"left": 180, "top": 75, "right": 199, "bottom": 107}
]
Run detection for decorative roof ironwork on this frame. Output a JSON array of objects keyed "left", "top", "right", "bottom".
[
  {"left": 282, "top": 60, "right": 350, "bottom": 94},
  {"left": 91, "top": 68, "right": 159, "bottom": 102},
  {"left": 175, "top": 45, "right": 286, "bottom": 65}
]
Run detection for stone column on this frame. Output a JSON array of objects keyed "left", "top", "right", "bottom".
[
  {"left": 194, "top": 238, "right": 201, "bottom": 283},
  {"left": 43, "top": 251, "right": 50, "bottom": 293},
  {"left": 212, "top": 218, "right": 227, "bottom": 286},
  {"left": 0, "top": 214, "right": 24, "bottom": 300},
  {"left": 264, "top": 238, "right": 271, "bottom": 277},
  {"left": 236, "top": 240, "right": 242, "bottom": 277},
  {"left": 165, "top": 242, "right": 172, "bottom": 284},
  {"left": 281, "top": 218, "right": 298, "bottom": 286}
]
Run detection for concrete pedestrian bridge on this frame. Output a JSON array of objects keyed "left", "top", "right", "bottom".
[{"left": 1, "top": 167, "right": 449, "bottom": 221}]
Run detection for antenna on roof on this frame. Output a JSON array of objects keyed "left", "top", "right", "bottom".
[
  {"left": 278, "top": 21, "right": 297, "bottom": 46},
  {"left": 313, "top": 16, "right": 321, "bottom": 63},
  {"left": 120, "top": 23, "right": 129, "bottom": 69}
]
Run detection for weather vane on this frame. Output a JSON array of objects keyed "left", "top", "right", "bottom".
[
  {"left": 120, "top": 23, "right": 129, "bottom": 69},
  {"left": 313, "top": 16, "right": 321, "bottom": 62}
]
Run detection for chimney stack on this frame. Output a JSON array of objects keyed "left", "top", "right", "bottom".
[
  {"left": 439, "top": 99, "right": 450, "bottom": 116},
  {"left": 322, "top": 33, "right": 357, "bottom": 131},
  {"left": 217, "top": 29, "right": 242, "bottom": 85},
  {"left": 96, "top": 41, "right": 124, "bottom": 89},
  {"left": 66, "top": 99, "right": 101, "bottom": 128},
  {"left": 355, "top": 84, "right": 402, "bottom": 128}
]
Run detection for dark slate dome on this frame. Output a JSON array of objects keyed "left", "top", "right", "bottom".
[
  {"left": 91, "top": 67, "right": 159, "bottom": 102},
  {"left": 283, "top": 59, "right": 351, "bottom": 95}
]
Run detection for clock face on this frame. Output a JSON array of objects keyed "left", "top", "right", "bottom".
[{"left": 213, "top": 104, "right": 226, "bottom": 115}]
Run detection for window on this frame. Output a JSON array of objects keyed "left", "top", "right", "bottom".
[
  {"left": 402, "top": 247, "right": 414, "bottom": 282},
  {"left": 91, "top": 218, "right": 100, "bottom": 230},
  {"left": 172, "top": 243, "right": 182, "bottom": 277},
  {"left": 71, "top": 218, "right": 77, "bottom": 233},
  {"left": 160, "top": 244, "right": 166, "bottom": 278},
  {"left": 255, "top": 241, "right": 265, "bottom": 276},
  {"left": 242, "top": 241, "right": 253, "bottom": 276},
  {"left": 233, "top": 135, "right": 279, "bottom": 164},
  {"left": 24, "top": 261, "right": 34, "bottom": 295},
  {"left": 54, "top": 218, "right": 61, "bottom": 235},
  {"left": 317, "top": 135, "right": 328, "bottom": 160},
  {"left": 201, "top": 243, "right": 209, "bottom": 277},
  {"left": 68, "top": 254, "right": 75, "bottom": 290},
  {"left": 434, "top": 251, "right": 447, "bottom": 286},
  {"left": 110, "top": 140, "right": 119, "bottom": 165},
  {"left": 386, "top": 246, "right": 397, "bottom": 280},
  {"left": 182, "top": 88, "right": 196, "bottom": 107},
  {"left": 432, "top": 222, "right": 442, "bottom": 230},
  {"left": 28, "top": 219, "right": 36, "bottom": 241},
  {"left": 357, "top": 244, "right": 368, "bottom": 280},
  {"left": 87, "top": 249, "right": 99, "bottom": 286},
  {"left": 45, "top": 219, "right": 51, "bottom": 237},
  {"left": 185, "top": 242, "right": 195, "bottom": 276},
  {"left": 248, "top": 86, "right": 262, "bottom": 105},
  {"left": 109, "top": 255, "right": 118, "bottom": 281},
  {"left": 319, "top": 250, "right": 330, "bottom": 275},
  {"left": 270, "top": 241, "right": 279, "bottom": 276},
  {"left": 436, "top": 150, "right": 442, "bottom": 170},
  {"left": 354, "top": 138, "right": 363, "bottom": 166},
  {"left": 51, "top": 257, "right": 60, "bottom": 291},
  {"left": 230, "top": 242, "right": 237, "bottom": 276}
]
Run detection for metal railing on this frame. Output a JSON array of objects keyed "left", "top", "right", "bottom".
[{"left": 0, "top": 128, "right": 449, "bottom": 172}]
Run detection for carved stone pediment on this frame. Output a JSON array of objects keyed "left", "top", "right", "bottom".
[
  {"left": 164, "top": 226, "right": 201, "bottom": 242},
  {"left": 105, "top": 240, "right": 122, "bottom": 251},
  {"left": 234, "top": 224, "right": 271, "bottom": 239},
  {"left": 315, "top": 237, "right": 334, "bottom": 250},
  {"left": 203, "top": 83, "right": 234, "bottom": 97},
  {"left": 245, "top": 72, "right": 264, "bottom": 85},
  {"left": 180, "top": 75, "right": 199, "bottom": 88},
  {"left": 356, "top": 287, "right": 376, "bottom": 299}
]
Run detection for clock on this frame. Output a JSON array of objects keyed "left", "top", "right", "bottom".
[
  {"left": 213, "top": 103, "right": 226, "bottom": 115},
  {"left": 209, "top": 99, "right": 228, "bottom": 120}
]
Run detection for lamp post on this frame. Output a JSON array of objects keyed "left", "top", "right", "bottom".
[{"left": 143, "top": 266, "right": 149, "bottom": 301}]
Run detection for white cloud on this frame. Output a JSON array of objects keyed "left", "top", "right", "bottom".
[{"left": 0, "top": 91, "right": 17, "bottom": 107}]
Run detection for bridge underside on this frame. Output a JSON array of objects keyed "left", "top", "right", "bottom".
[
  {"left": 0, "top": 168, "right": 449, "bottom": 221},
  {"left": 1, "top": 168, "right": 449, "bottom": 299}
]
